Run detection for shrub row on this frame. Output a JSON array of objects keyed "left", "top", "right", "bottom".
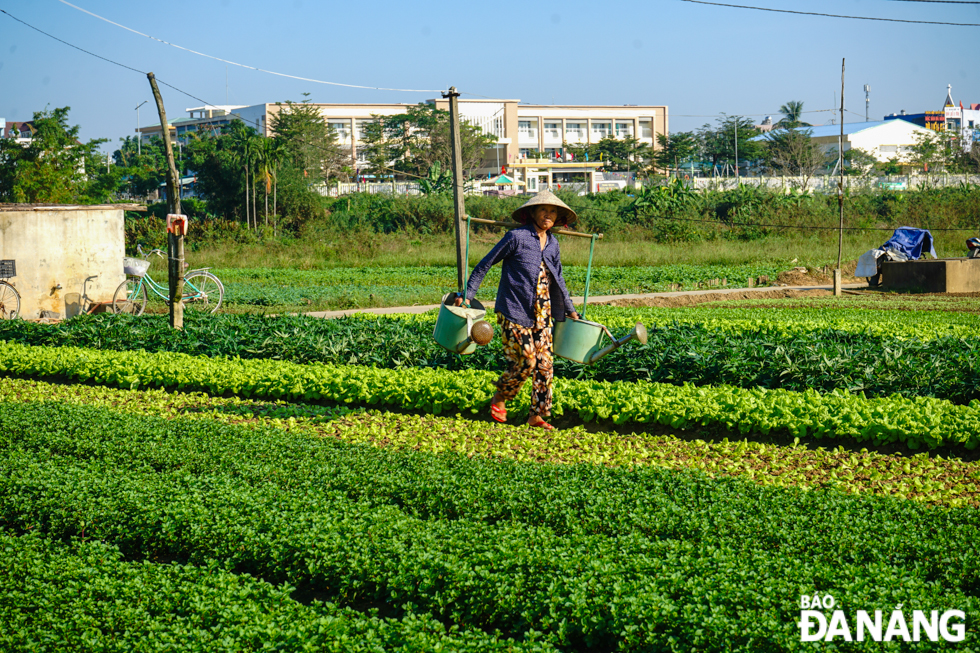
[
  {"left": 2, "top": 401, "right": 977, "bottom": 651},
  {"left": 2, "top": 311, "right": 979, "bottom": 403},
  {"left": 316, "top": 185, "right": 980, "bottom": 242},
  {"left": 1, "top": 341, "right": 979, "bottom": 451},
  {"left": 0, "top": 530, "right": 549, "bottom": 653}
]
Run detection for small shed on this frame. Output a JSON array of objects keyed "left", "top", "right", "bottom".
[{"left": 0, "top": 203, "right": 143, "bottom": 319}]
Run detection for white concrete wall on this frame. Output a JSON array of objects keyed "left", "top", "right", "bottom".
[{"left": 0, "top": 208, "right": 125, "bottom": 319}]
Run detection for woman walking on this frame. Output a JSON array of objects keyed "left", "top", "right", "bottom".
[{"left": 456, "top": 189, "right": 579, "bottom": 430}]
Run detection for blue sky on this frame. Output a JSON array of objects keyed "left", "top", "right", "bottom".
[{"left": 2, "top": 0, "right": 979, "bottom": 151}]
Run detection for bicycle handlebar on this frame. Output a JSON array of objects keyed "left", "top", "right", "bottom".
[{"left": 136, "top": 245, "right": 165, "bottom": 260}]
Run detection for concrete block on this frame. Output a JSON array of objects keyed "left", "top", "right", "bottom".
[
  {"left": 880, "top": 258, "right": 980, "bottom": 293},
  {"left": 0, "top": 207, "right": 126, "bottom": 319}
]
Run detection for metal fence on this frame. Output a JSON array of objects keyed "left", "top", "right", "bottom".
[{"left": 311, "top": 182, "right": 423, "bottom": 197}]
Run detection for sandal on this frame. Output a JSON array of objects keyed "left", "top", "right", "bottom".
[
  {"left": 490, "top": 404, "right": 507, "bottom": 423},
  {"left": 528, "top": 419, "right": 556, "bottom": 431}
]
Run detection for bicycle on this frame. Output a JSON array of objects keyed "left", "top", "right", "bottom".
[
  {"left": 112, "top": 246, "right": 224, "bottom": 316},
  {"left": 0, "top": 260, "right": 19, "bottom": 320}
]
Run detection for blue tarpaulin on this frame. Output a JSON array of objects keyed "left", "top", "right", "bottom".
[{"left": 881, "top": 227, "right": 936, "bottom": 260}]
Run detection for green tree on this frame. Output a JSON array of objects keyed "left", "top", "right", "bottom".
[
  {"left": 184, "top": 125, "right": 324, "bottom": 229},
  {"left": 229, "top": 121, "right": 259, "bottom": 229},
  {"left": 765, "top": 129, "right": 828, "bottom": 190},
  {"left": 654, "top": 131, "right": 698, "bottom": 175},
  {"left": 113, "top": 135, "right": 177, "bottom": 200},
  {"left": 776, "top": 100, "right": 811, "bottom": 129},
  {"left": 358, "top": 103, "right": 497, "bottom": 180},
  {"left": 696, "top": 115, "right": 763, "bottom": 173},
  {"left": 908, "top": 131, "right": 949, "bottom": 175},
  {"left": 271, "top": 100, "right": 348, "bottom": 183},
  {"left": 183, "top": 128, "right": 246, "bottom": 220},
  {"left": 842, "top": 147, "right": 878, "bottom": 176},
  {"left": 0, "top": 107, "right": 106, "bottom": 203},
  {"left": 562, "top": 137, "right": 651, "bottom": 173},
  {"left": 358, "top": 117, "right": 396, "bottom": 179}
]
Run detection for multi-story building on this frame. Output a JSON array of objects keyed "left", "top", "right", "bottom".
[
  {"left": 0, "top": 119, "right": 36, "bottom": 145},
  {"left": 137, "top": 105, "right": 246, "bottom": 143},
  {"left": 883, "top": 85, "right": 980, "bottom": 153},
  {"left": 138, "top": 99, "right": 668, "bottom": 176}
]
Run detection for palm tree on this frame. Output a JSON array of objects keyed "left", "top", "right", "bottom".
[
  {"left": 229, "top": 122, "right": 256, "bottom": 229},
  {"left": 254, "top": 137, "right": 270, "bottom": 226},
  {"left": 777, "top": 101, "right": 811, "bottom": 129},
  {"left": 267, "top": 138, "right": 288, "bottom": 233}
]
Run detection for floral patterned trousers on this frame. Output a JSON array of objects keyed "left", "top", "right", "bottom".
[{"left": 495, "top": 313, "right": 554, "bottom": 418}]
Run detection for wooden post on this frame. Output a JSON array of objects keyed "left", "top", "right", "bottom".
[
  {"left": 443, "top": 86, "right": 467, "bottom": 295},
  {"left": 147, "top": 72, "right": 184, "bottom": 329},
  {"left": 835, "top": 58, "right": 845, "bottom": 297}
]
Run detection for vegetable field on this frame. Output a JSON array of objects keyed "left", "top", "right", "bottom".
[
  {"left": 1, "top": 297, "right": 978, "bottom": 651},
  {"left": 210, "top": 263, "right": 784, "bottom": 312}
]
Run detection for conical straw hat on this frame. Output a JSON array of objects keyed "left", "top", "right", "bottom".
[{"left": 511, "top": 189, "right": 578, "bottom": 227}]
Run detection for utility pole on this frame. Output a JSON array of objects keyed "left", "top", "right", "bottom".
[
  {"left": 135, "top": 100, "right": 147, "bottom": 156},
  {"left": 835, "top": 59, "right": 845, "bottom": 297},
  {"left": 146, "top": 72, "right": 184, "bottom": 329},
  {"left": 734, "top": 119, "right": 739, "bottom": 181},
  {"left": 443, "top": 86, "right": 467, "bottom": 295},
  {"left": 864, "top": 84, "right": 870, "bottom": 122}
]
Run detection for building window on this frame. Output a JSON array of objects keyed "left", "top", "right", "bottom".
[
  {"left": 615, "top": 122, "right": 633, "bottom": 137},
  {"left": 355, "top": 119, "right": 374, "bottom": 141},
  {"left": 328, "top": 122, "right": 351, "bottom": 141},
  {"left": 880, "top": 145, "right": 898, "bottom": 153},
  {"left": 592, "top": 121, "right": 611, "bottom": 138},
  {"left": 518, "top": 119, "right": 537, "bottom": 140},
  {"left": 543, "top": 122, "right": 560, "bottom": 139},
  {"left": 565, "top": 122, "right": 585, "bottom": 139},
  {"left": 544, "top": 147, "right": 561, "bottom": 159},
  {"left": 639, "top": 120, "right": 652, "bottom": 138},
  {"left": 519, "top": 148, "right": 532, "bottom": 158}
]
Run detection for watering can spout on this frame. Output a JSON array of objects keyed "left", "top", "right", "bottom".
[
  {"left": 554, "top": 319, "right": 647, "bottom": 365},
  {"left": 585, "top": 322, "right": 647, "bottom": 365}
]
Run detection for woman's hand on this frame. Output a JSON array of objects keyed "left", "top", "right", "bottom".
[
  {"left": 568, "top": 311, "right": 580, "bottom": 320},
  {"left": 453, "top": 294, "right": 465, "bottom": 307}
]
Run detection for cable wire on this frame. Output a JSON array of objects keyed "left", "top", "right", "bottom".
[
  {"left": 563, "top": 198, "right": 976, "bottom": 232},
  {"left": 681, "top": 0, "right": 980, "bottom": 26},
  {"left": 55, "top": 0, "right": 446, "bottom": 93}
]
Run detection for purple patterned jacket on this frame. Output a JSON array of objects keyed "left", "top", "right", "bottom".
[{"left": 464, "top": 224, "right": 575, "bottom": 328}]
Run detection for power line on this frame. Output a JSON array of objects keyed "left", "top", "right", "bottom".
[
  {"left": 1, "top": 8, "right": 215, "bottom": 109},
  {"left": 54, "top": 0, "right": 446, "bottom": 94},
  {"left": 883, "top": 0, "right": 980, "bottom": 4},
  {"left": 681, "top": 0, "right": 980, "bottom": 26}
]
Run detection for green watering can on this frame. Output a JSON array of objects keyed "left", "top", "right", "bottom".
[
  {"left": 551, "top": 232, "right": 647, "bottom": 365},
  {"left": 553, "top": 318, "right": 647, "bottom": 365},
  {"left": 433, "top": 293, "right": 494, "bottom": 355}
]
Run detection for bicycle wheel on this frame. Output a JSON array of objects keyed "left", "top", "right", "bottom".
[
  {"left": 0, "top": 281, "right": 20, "bottom": 320},
  {"left": 112, "top": 276, "right": 147, "bottom": 315},
  {"left": 182, "top": 270, "right": 224, "bottom": 315}
]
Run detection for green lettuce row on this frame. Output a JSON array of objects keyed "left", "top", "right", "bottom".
[
  {"left": 2, "top": 402, "right": 977, "bottom": 651},
  {"left": 4, "top": 312, "right": 978, "bottom": 404},
  {"left": 0, "top": 530, "right": 553, "bottom": 653},
  {"left": 337, "top": 304, "right": 979, "bottom": 341},
  {"left": 3, "top": 377, "right": 976, "bottom": 507},
  {"left": 2, "top": 340, "right": 979, "bottom": 451}
]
